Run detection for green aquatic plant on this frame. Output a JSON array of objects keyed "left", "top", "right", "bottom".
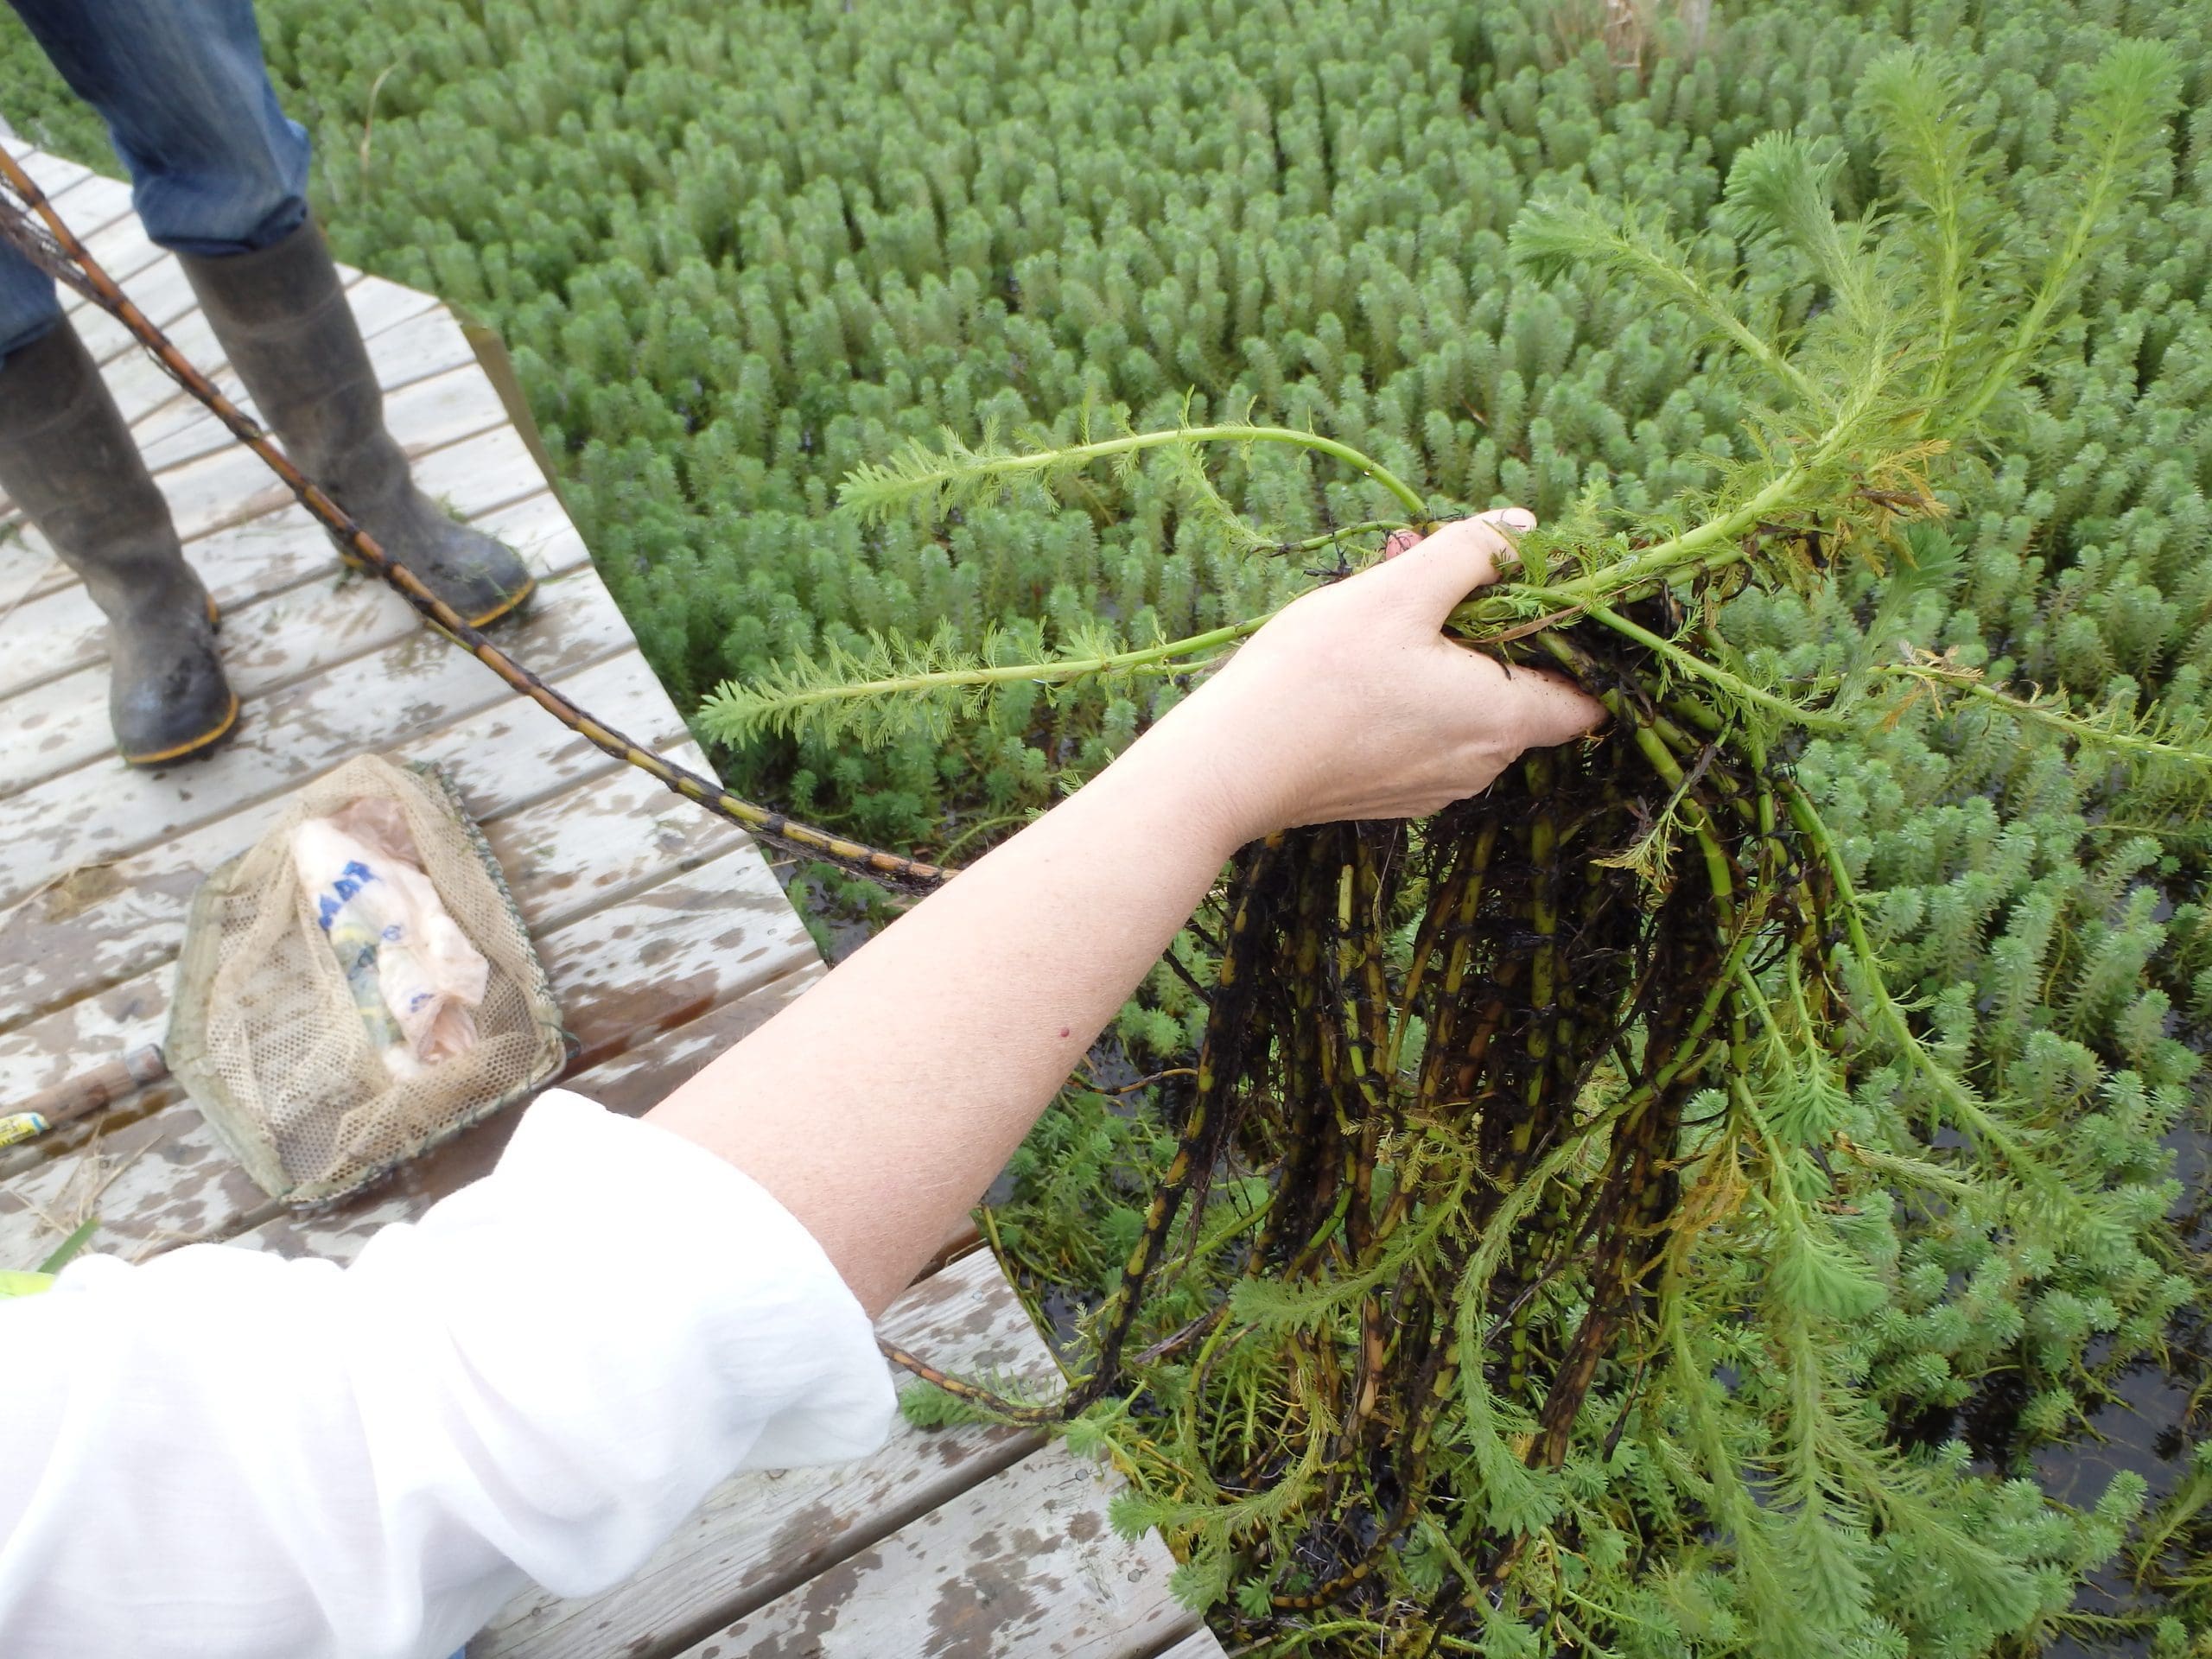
[{"left": 706, "top": 41, "right": 2206, "bottom": 1656}]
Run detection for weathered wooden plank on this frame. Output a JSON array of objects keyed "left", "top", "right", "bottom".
[
  {"left": 35, "top": 176, "right": 137, "bottom": 249},
  {"left": 4, "top": 141, "right": 99, "bottom": 202},
  {"left": 541, "top": 850, "right": 813, "bottom": 1077},
  {"left": 548, "top": 962, "right": 820, "bottom": 1120},
  {"left": 361, "top": 302, "right": 486, "bottom": 391},
  {"left": 82, "top": 209, "right": 161, "bottom": 264},
  {"left": 350, "top": 274, "right": 444, "bottom": 339},
  {"left": 470, "top": 1245, "right": 1056, "bottom": 1659},
  {"left": 0, "top": 646, "right": 687, "bottom": 1070},
  {"left": 0, "top": 654, "right": 697, "bottom": 1040},
  {"left": 0, "top": 556, "right": 635, "bottom": 909},
  {"left": 1154, "top": 1630, "right": 1231, "bottom": 1659},
  {"left": 0, "top": 423, "right": 558, "bottom": 703},
  {"left": 191, "top": 407, "right": 543, "bottom": 546},
  {"left": 116, "top": 387, "right": 542, "bottom": 554},
  {"left": 0, "top": 849, "right": 802, "bottom": 1254},
  {"left": 2, "top": 465, "right": 543, "bottom": 711},
  {"left": 671, "top": 1446, "right": 1198, "bottom": 1659},
  {"left": 73, "top": 250, "right": 203, "bottom": 363},
  {"left": 111, "top": 273, "right": 437, "bottom": 461},
  {"left": 0, "top": 499, "right": 585, "bottom": 1007},
  {"left": 0, "top": 837, "right": 805, "bottom": 1262},
  {"left": 99, "top": 304, "right": 250, "bottom": 436},
  {"left": 48, "top": 203, "right": 167, "bottom": 309},
  {"left": 0, "top": 374, "right": 532, "bottom": 791},
  {"left": 483, "top": 745, "right": 747, "bottom": 938},
  {"left": 5, "top": 400, "right": 536, "bottom": 623},
  {"left": 234, "top": 957, "right": 823, "bottom": 1268}
]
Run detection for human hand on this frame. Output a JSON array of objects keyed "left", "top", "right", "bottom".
[{"left": 1147, "top": 508, "right": 1605, "bottom": 843}]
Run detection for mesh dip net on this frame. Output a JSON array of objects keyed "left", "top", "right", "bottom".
[{"left": 168, "top": 755, "right": 566, "bottom": 1205}]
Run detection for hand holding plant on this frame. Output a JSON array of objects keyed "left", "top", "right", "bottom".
[{"left": 1147, "top": 508, "right": 1604, "bottom": 838}]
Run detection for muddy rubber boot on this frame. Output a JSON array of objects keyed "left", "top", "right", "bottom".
[
  {"left": 179, "top": 220, "right": 534, "bottom": 630},
  {"left": 0, "top": 324, "right": 238, "bottom": 767}
]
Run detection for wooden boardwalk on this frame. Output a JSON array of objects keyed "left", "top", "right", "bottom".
[{"left": 0, "top": 142, "right": 1223, "bottom": 1659}]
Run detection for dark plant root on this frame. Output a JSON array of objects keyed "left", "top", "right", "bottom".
[{"left": 891, "top": 596, "right": 1841, "bottom": 1637}]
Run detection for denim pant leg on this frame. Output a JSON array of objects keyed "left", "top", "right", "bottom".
[
  {"left": 0, "top": 238, "right": 62, "bottom": 361},
  {"left": 5, "top": 0, "right": 309, "bottom": 259}
]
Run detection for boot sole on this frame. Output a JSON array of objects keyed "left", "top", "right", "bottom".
[
  {"left": 336, "top": 552, "right": 537, "bottom": 631},
  {"left": 462, "top": 573, "right": 536, "bottom": 630},
  {"left": 120, "top": 690, "right": 241, "bottom": 769}
]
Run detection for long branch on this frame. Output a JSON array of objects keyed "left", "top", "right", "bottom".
[
  {"left": 1866, "top": 664, "right": 2212, "bottom": 772},
  {"left": 1782, "top": 783, "right": 2045, "bottom": 1170},
  {"left": 849, "top": 423, "right": 1431, "bottom": 520},
  {"left": 709, "top": 619, "right": 1268, "bottom": 739},
  {"left": 1950, "top": 96, "right": 2146, "bottom": 433}
]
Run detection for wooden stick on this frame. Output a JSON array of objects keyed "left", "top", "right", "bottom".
[{"left": 0, "top": 1045, "right": 168, "bottom": 1147}]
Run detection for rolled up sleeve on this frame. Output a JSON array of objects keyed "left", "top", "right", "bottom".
[{"left": 0, "top": 1089, "right": 896, "bottom": 1659}]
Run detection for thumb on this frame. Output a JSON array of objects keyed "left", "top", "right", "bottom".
[
  {"left": 1489, "top": 660, "right": 1609, "bottom": 748},
  {"left": 1372, "top": 508, "right": 1535, "bottom": 621}
]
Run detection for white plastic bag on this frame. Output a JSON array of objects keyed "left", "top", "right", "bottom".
[{"left": 290, "top": 798, "right": 490, "bottom": 1079}]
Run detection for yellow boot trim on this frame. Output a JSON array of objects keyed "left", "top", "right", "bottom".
[
  {"left": 120, "top": 690, "right": 241, "bottom": 768},
  {"left": 460, "top": 573, "right": 536, "bottom": 630}
]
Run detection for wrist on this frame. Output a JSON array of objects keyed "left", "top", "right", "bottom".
[{"left": 1103, "top": 696, "right": 1276, "bottom": 859}]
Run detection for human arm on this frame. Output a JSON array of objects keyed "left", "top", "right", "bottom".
[
  {"left": 0, "top": 1093, "right": 891, "bottom": 1659},
  {"left": 0, "top": 511, "right": 1597, "bottom": 1659},
  {"left": 646, "top": 509, "right": 1604, "bottom": 1315}
]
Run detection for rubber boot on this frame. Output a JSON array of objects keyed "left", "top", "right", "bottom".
[
  {"left": 0, "top": 323, "right": 238, "bottom": 766},
  {"left": 179, "top": 221, "right": 534, "bottom": 629}
]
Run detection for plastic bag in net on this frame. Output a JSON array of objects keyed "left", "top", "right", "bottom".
[{"left": 168, "top": 754, "right": 567, "bottom": 1205}]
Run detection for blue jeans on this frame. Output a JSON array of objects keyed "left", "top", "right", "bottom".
[{"left": 1, "top": 0, "right": 309, "bottom": 360}]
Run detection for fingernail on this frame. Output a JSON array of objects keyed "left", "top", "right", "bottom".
[{"left": 1498, "top": 508, "right": 1536, "bottom": 531}]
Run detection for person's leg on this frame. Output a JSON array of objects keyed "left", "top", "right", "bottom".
[
  {"left": 10, "top": 0, "right": 533, "bottom": 628},
  {"left": 0, "top": 322, "right": 238, "bottom": 764},
  {"left": 0, "top": 239, "right": 66, "bottom": 362},
  {"left": 180, "top": 225, "right": 537, "bottom": 628},
  {"left": 0, "top": 33, "right": 237, "bottom": 765},
  {"left": 0, "top": 0, "right": 290, "bottom": 764},
  {"left": 6, "top": 0, "right": 308, "bottom": 256}
]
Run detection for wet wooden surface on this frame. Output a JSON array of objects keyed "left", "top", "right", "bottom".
[{"left": 0, "top": 142, "right": 1220, "bottom": 1659}]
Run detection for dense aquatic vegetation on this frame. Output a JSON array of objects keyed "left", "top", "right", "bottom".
[{"left": 6, "top": 0, "right": 2209, "bottom": 1649}]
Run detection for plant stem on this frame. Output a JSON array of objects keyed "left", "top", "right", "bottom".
[
  {"left": 862, "top": 423, "right": 1431, "bottom": 520},
  {"left": 1951, "top": 105, "right": 2139, "bottom": 434},
  {"left": 743, "top": 619, "right": 1268, "bottom": 726},
  {"left": 1782, "top": 784, "right": 2044, "bottom": 1169},
  {"left": 1277, "top": 518, "right": 1416, "bottom": 555},
  {"left": 1866, "top": 665, "right": 2212, "bottom": 772},
  {"left": 1566, "top": 463, "right": 1809, "bottom": 594},
  {"left": 1578, "top": 601, "right": 1845, "bottom": 732}
]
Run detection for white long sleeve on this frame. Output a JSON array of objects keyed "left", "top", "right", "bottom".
[{"left": 0, "top": 1089, "right": 897, "bottom": 1659}]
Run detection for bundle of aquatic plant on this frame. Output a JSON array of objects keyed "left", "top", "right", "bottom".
[{"left": 704, "top": 44, "right": 2207, "bottom": 1656}]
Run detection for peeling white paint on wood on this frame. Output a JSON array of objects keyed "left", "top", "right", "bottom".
[
  {"left": 0, "top": 645, "right": 690, "bottom": 1094},
  {"left": 673, "top": 1448, "right": 1205, "bottom": 1659},
  {"left": 0, "top": 474, "right": 569, "bottom": 707},
  {"left": 0, "top": 410, "right": 544, "bottom": 789},
  {"left": 0, "top": 563, "right": 636, "bottom": 909},
  {"left": 474, "top": 1245, "right": 1059, "bottom": 1659}
]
